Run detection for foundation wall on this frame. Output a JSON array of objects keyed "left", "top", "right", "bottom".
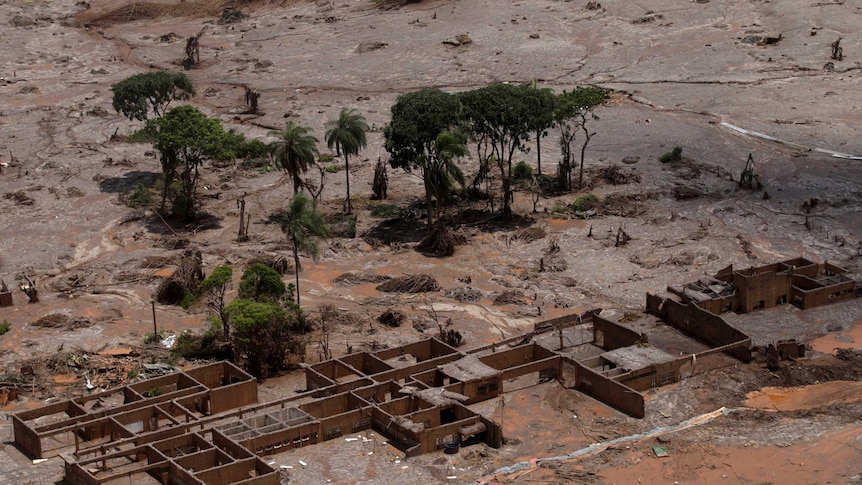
[
  {"left": 647, "top": 294, "right": 751, "bottom": 362},
  {"left": 562, "top": 358, "right": 644, "bottom": 418},
  {"left": 593, "top": 316, "right": 641, "bottom": 350},
  {"left": 792, "top": 278, "right": 855, "bottom": 309},
  {"left": 209, "top": 380, "right": 259, "bottom": 415},
  {"left": 734, "top": 270, "right": 792, "bottom": 313}
]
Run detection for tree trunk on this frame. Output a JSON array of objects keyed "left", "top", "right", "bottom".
[
  {"left": 425, "top": 177, "right": 434, "bottom": 228},
  {"left": 293, "top": 172, "right": 302, "bottom": 195},
  {"left": 536, "top": 128, "right": 542, "bottom": 176},
  {"left": 579, "top": 125, "right": 592, "bottom": 190},
  {"left": 292, "top": 235, "right": 301, "bottom": 307},
  {"left": 344, "top": 152, "right": 352, "bottom": 214},
  {"left": 501, "top": 157, "right": 513, "bottom": 219}
]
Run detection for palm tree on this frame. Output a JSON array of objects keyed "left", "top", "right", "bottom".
[
  {"left": 424, "top": 129, "right": 467, "bottom": 226},
  {"left": 270, "top": 121, "right": 319, "bottom": 195},
  {"left": 280, "top": 193, "right": 329, "bottom": 307},
  {"left": 325, "top": 108, "right": 369, "bottom": 213}
]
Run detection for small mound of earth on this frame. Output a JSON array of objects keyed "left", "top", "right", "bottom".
[
  {"left": 376, "top": 274, "right": 440, "bottom": 293},
  {"left": 332, "top": 272, "right": 391, "bottom": 286},
  {"left": 377, "top": 309, "right": 406, "bottom": 327},
  {"left": 512, "top": 226, "right": 547, "bottom": 243},
  {"left": 416, "top": 225, "right": 467, "bottom": 257},
  {"left": 33, "top": 312, "right": 92, "bottom": 330},
  {"left": 493, "top": 289, "right": 526, "bottom": 306},
  {"left": 445, "top": 286, "right": 483, "bottom": 302}
]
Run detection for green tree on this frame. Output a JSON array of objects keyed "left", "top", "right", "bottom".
[
  {"left": 239, "top": 263, "right": 286, "bottom": 303},
  {"left": 459, "top": 83, "right": 535, "bottom": 219},
  {"left": 425, "top": 130, "right": 467, "bottom": 224},
  {"left": 384, "top": 89, "right": 466, "bottom": 226},
  {"left": 527, "top": 81, "right": 557, "bottom": 176},
  {"left": 325, "top": 108, "right": 369, "bottom": 213},
  {"left": 555, "top": 87, "right": 609, "bottom": 190},
  {"left": 225, "top": 298, "right": 305, "bottom": 378},
  {"left": 270, "top": 121, "right": 320, "bottom": 195},
  {"left": 133, "top": 105, "right": 235, "bottom": 220},
  {"left": 280, "top": 193, "right": 330, "bottom": 307},
  {"left": 198, "top": 265, "right": 233, "bottom": 339},
  {"left": 111, "top": 71, "right": 195, "bottom": 121}
]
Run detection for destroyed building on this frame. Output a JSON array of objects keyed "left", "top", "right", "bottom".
[
  {"left": 668, "top": 257, "right": 856, "bottom": 314},
  {"left": 10, "top": 257, "right": 857, "bottom": 485}
]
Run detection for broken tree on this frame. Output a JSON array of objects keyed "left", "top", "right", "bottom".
[{"left": 738, "top": 153, "right": 762, "bottom": 190}]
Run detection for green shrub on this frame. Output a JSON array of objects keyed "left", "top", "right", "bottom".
[
  {"left": 659, "top": 145, "right": 683, "bottom": 163},
  {"left": 571, "top": 193, "right": 600, "bottom": 212},
  {"left": 324, "top": 164, "right": 340, "bottom": 173},
  {"left": 0, "top": 320, "right": 10, "bottom": 336},
  {"left": 239, "top": 263, "right": 286, "bottom": 302},
  {"left": 124, "top": 183, "right": 153, "bottom": 208},
  {"left": 513, "top": 160, "right": 533, "bottom": 179},
  {"left": 327, "top": 213, "right": 357, "bottom": 238},
  {"left": 143, "top": 327, "right": 166, "bottom": 344},
  {"left": 370, "top": 203, "right": 401, "bottom": 219},
  {"left": 241, "top": 158, "right": 271, "bottom": 170},
  {"left": 237, "top": 139, "right": 269, "bottom": 159}
]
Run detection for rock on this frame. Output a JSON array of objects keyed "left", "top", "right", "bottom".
[
  {"left": 622, "top": 156, "right": 640, "bottom": 165},
  {"left": 443, "top": 34, "right": 472, "bottom": 46},
  {"left": 529, "top": 33, "right": 540, "bottom": 39}
]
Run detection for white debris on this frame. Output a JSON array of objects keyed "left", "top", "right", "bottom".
[
  {"left": 160, "top": 334, "right": 177, "bottom": 349},
  {"left": 298, "top": 460, "right": 307, "bottom": 466}
]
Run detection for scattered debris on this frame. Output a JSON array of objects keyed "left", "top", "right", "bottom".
[
  {"left": 614, "top": 226, "right": 631, "bottom": 247},
  {"left": 376, "top": 274, "right": 440, "bottom": 293},
  {"left": 738, "top": 153, "right": 762, "bottom": 190},
  {"left": 355, "top": 41, "right": 388, "bottom": 53},
  {"left": 246, "top": 253, "right": 292, "bottom": 275},
  {"left": 445, "top": 286, "right": 483, "bottom": 302},
  {"left": 32, "top": 312, "right": 92, "bottom": 330},
  {"left": 154, "top": 248, "right": 204, "bottom": 305},
  {"left": 333, "top": 272, "right": 391, "bottom": 286},
  {"left": 219, "top": 6, "right": 246, "bottom": 24},
  {"left": 372, "top": 158, "right": 388, "bottom": 200},
  {"left": 831, "top": 37, "right": 843, "bottom": 61},
  {"left": 4, "top": 190, "right": 35, "bottom": 206},
  {"left": 493, "top": 289, "right": 526, "bottom": 306}
]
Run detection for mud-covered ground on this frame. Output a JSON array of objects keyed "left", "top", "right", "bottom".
[{"left": 1, "top": 0, "right": 861, "bottom": 483}]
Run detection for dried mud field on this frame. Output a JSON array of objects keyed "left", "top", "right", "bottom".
[{"left": 1, "top": 0, "right": 862, "bottom": 483}]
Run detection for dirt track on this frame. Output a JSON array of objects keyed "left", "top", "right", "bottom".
[{"left": 1, "top": 0, "right": 862, "bottom": 483}]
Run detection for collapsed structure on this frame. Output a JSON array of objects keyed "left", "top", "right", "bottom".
[
  {"left": 668, "top": 257, "right": 855, "bottom": 313},
  {"left": 10, "top": 257, "right": 857, "bottom": 485}
]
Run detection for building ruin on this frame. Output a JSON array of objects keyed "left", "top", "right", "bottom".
[{"left": 10, "top": 257, "right": 857, "bottom": 485}]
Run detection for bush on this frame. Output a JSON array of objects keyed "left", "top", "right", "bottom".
[
  {"left": 239, "top": 263, "right": 286, "bottom": 303},
  {"left": 143, "top": 327, "right": 166, "bottom": 344},
  {"left": 124, "top": 183, "right": 153, "bottom": 208},
  {"left": 571, "top": 193, "right": 600, "bottom": 212},
  {"left": 370, "top": 203, "right": 402, "bottom": 219},
  {"left": 327, "top": 213, "right": 357, "bottom": 238},
  {"left": 0, "top": 320, "right": 10, "bottom": 336},
  {"left": 324, "top": 163, "right": 340, "bottom": 173},
  {"left": 513, "top": 160, "right": 533, "bottom": 179},
  {"left": 660, "top": 145, "right": 683, "bottom": 163},
  {"left": 236, "top": 139, "right": 269, "bottom": 160},
  {"left": 241, "top": 158, "right": 274, "bottom": 173}
]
